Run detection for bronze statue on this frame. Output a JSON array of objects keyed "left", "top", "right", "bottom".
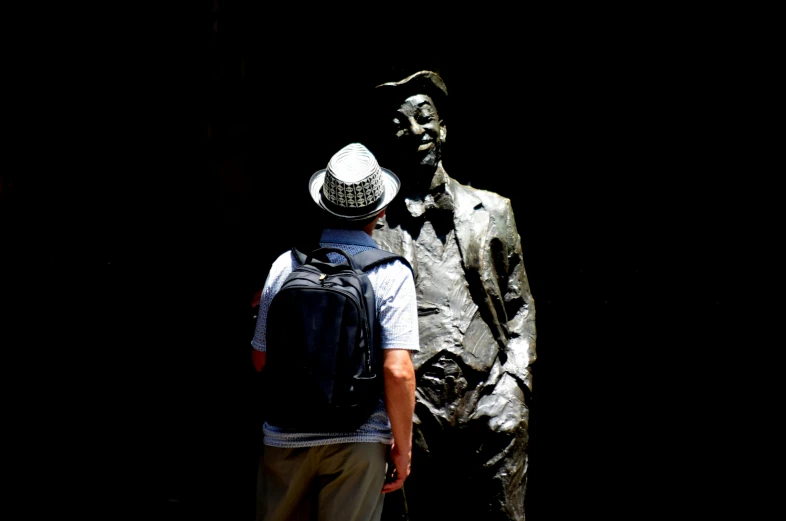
[{"left": 369, "top": 71, "right": 537, "bottom": 521}]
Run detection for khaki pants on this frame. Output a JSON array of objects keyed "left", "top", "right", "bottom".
[{"left": 256, "top": 442, "right": 387, "bottom": 521}]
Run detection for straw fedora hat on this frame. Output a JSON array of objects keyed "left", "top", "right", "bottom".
[{"left": 309, "top": 143, "right": 400, "bottom": 221}]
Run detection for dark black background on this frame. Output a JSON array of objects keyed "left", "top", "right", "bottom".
[{"left": 2, "top": 3, "right": 752, "bottom": 520}]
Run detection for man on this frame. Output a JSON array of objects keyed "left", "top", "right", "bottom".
[
  {"left": 368, "top": 71, "right": 537, "bottom": 521},
  {"left": 251, "top": 143, "right": 419, "bottom": 521}
]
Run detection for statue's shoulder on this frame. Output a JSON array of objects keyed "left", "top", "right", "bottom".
[{"left": 449, "top": 176, "right": 514, "bottom": 218}]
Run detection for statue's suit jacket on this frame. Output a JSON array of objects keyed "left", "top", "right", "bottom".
[{"left": 375, "top": 163, "right": 536, "bottom": 398}]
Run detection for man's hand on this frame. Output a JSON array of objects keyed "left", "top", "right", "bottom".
[{"left": 381, "top": 441, "right": 411, "bottom": 494}]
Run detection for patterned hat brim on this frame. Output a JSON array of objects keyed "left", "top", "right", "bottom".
[{"left": 309, "top": 167, "right": 400, "bottom": 221}]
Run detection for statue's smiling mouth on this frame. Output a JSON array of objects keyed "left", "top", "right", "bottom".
[{"left": 417, "top": 141, "right": 434, "bottom": 152}]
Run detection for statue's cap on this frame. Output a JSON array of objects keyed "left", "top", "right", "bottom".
[{"left": 375, "top": 70, "right": 448, "bottom": 121}]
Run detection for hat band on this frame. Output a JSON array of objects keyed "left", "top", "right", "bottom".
[{"left": 321, "top": 186, "right": 385, "bottom": 217}]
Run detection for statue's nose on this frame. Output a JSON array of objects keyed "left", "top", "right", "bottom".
[{"left": 408, "top": 117, "right": 425, "bottom": 135}]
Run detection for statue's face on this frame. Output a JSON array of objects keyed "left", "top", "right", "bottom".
[{"left": 388, "top": 94, "right": 446, "bottom": 172}]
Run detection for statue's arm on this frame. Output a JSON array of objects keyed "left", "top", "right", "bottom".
[
  {"left": 494, "top": 197, "right": 537, "bottom": 389},
  {"left": 506, "top": 203, "right": 535, "bottom": 331}
]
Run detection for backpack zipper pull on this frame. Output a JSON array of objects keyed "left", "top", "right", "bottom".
[{"left": 319, "top": 273, "right": 328, "bottom": 285}]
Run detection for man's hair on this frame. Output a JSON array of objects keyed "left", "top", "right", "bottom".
[{"left": 374, "top": 70, "right": 449, "bottom": 124}]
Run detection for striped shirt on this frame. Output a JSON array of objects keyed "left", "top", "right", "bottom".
[{"left": 251, "top": 228, "right": 419, "bottom": 448}]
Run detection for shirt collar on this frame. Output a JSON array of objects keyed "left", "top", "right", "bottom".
[
  {"left": 320, "top": 228, "right": 379, "bottom": 248},
  {"left": 404, "top": 162, "right": 455, "bottom": 217}
]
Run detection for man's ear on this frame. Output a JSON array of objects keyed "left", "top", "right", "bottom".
[
  {"left": 439, "top": 123, "right": 447, "bottom": 143},
  {"left": 365, "top": 209, "right": 386, "bottom": 235}
]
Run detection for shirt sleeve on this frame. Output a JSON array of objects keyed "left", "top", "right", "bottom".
[{"left": 251, "top": 252, "right": 296, "bottom": 352}]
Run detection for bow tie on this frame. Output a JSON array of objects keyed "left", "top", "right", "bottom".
[{"left": 405, "top": 190, "right": 454, "bottom": 219}]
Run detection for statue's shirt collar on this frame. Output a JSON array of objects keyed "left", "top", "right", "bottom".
[{"left": 404, "top": 162, "right": 454, "bottom": 218}]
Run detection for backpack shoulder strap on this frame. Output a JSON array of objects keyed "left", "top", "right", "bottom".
[
  {"left": 291, "top": 247, "right": 308, "bottom": 265},
  {"left": 352, "top": 248, "right": 413, "bottom": 276},
  {"left": 291, "top": 246, "right": 345, "bottom": 267}
]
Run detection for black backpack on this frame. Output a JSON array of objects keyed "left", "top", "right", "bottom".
[{"left": 263, "top": 246, "right": 412, "bottom": 432}]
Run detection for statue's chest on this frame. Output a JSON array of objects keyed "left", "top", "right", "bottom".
[
  {"left": 412, "top": 220, "right": 458, "bottom": 283},
  {"left": 387, "top": 221, "right": 469, "bottom": 314}
]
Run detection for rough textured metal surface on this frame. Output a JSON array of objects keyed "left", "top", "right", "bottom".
[{"left": 372, "top": 71, "right": 536, "bottom": 520}]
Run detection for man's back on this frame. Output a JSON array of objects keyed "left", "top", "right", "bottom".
[{"left": 253, "top": 232, "right": 417, "bottom": 448}]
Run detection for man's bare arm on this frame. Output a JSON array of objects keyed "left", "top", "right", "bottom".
[{"left": 381, "top": 348, "right": 416, "bottom": 494}]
